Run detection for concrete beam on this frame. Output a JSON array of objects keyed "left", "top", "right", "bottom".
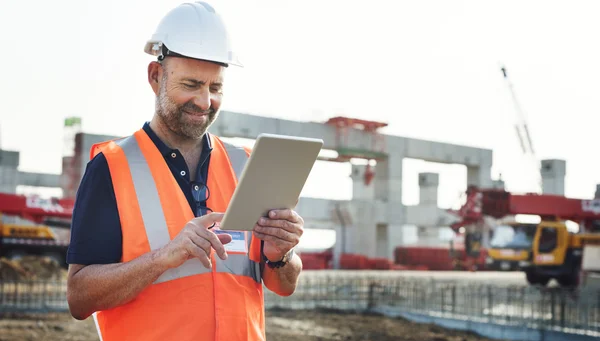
[
  {"left": 210, "top": 111, "right": 493, "bottom": 167},
  {"left": 405, "top": 205, "right": 460, "bottom": 228},
  {"left": 18, "top": 172, "right": 61, "bottom": 188},
  {"left": 295, "top": 197, "right": 342, "bottom": 223},
  {"left": 0, "top": 150, "right": 20, "bottom": 167}
]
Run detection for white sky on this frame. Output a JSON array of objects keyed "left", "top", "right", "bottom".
[{"left": 1, "top": 0, "right": 600, "bottom": 246}]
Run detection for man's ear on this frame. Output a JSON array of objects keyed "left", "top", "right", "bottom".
[{"left": 148, "top": 61, "right": 162, "bottom": 96}]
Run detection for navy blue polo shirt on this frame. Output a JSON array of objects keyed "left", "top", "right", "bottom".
[{"left": 67, "top": 122, "right": 213, "bottom": 265}]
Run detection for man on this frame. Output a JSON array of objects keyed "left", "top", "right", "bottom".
[{"left": 66, "top": 2, "right": 303, "bottom": 340}]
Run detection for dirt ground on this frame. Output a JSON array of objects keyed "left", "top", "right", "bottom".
[{"left": 0, "top": 309, "right": 505, "bottom": 341}]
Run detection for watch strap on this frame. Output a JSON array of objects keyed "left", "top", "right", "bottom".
[{"left": 263, "top": 248, "right": 294, "bottom": 269}]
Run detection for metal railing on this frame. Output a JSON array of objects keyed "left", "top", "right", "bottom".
[
  {"left": 265, "top": 274, "right": 600, "bottom": 336},
  {"left": 1, "top": 273, "right": 598, "bottom": 337},
  {"left": 0, "top": 280, "right": 68, "bottom": 314}
]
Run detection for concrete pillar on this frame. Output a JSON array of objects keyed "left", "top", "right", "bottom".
[
  {"left": 332, "top": 225, "right": 346, "bottom": 269},
  {"left": 376, "top": 224, "right": 388, "bottom": 258},
  {"left": 416, "top": 226, "right": 444, "bottom": 247},
  {"left": 348, "top": 200, "right": 378, "bottom": 258},
  {"left": 0, "top": 166, "right": 18, "bottom": 193},
  {"left": 377, "top": 154, "right": 404, "bottom": 222},
  {"left": 350, "top": 164, "right": 375, "bottom": 200},
  {"left": 419, "top": 172, "right": 439, "bottom": 205},
  {"left": 541, "top": 159, "right": 566, "bottom": 195},
  {"left": 467, "top": 165, "right": 493, "bottom": 188},
  {"left": 330, "top": 201, "right": 351, "bottom": 269},
  {"left": 387, "top": 224, "right": 404, "bottom": 260},
  {"left": 374, "top": 152, "right": 406, "bottom": 260},
  {"left": 0, "top": 150, "right": 20, "bottom": 194},
  {"left": 595, "top": 184, "right": 600, "bottom": 199}
]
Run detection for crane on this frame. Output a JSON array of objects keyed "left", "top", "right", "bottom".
[
  {"left": 452, "top": 187, "right": 600, "bottom": 287},
  {"left": 500, "top": 65, "right": 543, "bottom": 193}
]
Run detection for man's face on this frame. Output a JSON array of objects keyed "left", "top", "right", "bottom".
[{"left": 155, "top": 57, "right": 225, "bottom": 140}]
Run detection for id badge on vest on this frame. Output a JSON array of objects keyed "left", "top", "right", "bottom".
[{"left": 214, "top": 230, "right": 248, "bottom": 254}]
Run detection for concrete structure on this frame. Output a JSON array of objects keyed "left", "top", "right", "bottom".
[
  {"left": 207, "top": 111, "right": 495, "bottom": 262},
  {"left": 540, "top": 159, "right": 566, "bottom": 196},
  {"left": 0, "top": 149, "right": 61, "bottom": 193},
  {"left": 0, "top": 111, "right": 574, "bottom": 263}
]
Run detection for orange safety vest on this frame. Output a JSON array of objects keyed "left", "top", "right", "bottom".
[{"left": 88, "top": 128, "right": 265, "bottom": 341}]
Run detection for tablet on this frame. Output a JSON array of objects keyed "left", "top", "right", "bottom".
[{"left": 219, "top": 133, "right": 323, "bottom": 231}]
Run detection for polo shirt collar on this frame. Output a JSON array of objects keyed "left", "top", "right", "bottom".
[{"left": 142, "top": 122, "right": 213, "bottom": 157}]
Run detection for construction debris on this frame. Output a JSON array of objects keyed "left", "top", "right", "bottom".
[{"left": 0, "top": 256, "right": 67, "bottom": 281}]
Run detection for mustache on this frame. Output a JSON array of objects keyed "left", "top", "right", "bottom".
[{"left": 180, "top": 101, "right": 215, "bottom": 115}]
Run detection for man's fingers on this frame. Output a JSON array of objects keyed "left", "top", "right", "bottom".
[
  {"left": 253, "top": 225, "right": 298, "bottom": 243},
  {"left": 194, "top": 212, "right": 225, "bottom": 228},
  {"left": 187, "top": 240, "right": 212, "bottom": 269},
  {"left": 196, "top": 229, "right": 228, "bottom": 260},
  {"left": 267, "top": 209, "right": 300, "bottom": 223},
  {"left": 188, "top": 231, "right": 212, "bottom": 255},
  {"left": 258, "top": 218, "right": 301, "bottom": 234},
  {"left": 253, "top": 231, "right": 293, "bottom": 249}
]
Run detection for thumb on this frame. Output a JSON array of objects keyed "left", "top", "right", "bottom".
[{"left": 217, "top": 233, "right": 232, "bottom": 245}]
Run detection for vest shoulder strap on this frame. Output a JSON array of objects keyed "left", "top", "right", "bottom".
[{"left": 89, "top": 138, "right": 125, "bottom": 161}]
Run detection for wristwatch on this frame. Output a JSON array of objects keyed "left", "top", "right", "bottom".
[{"left": 263, "top": 248, "right": 295, "bottom": 269}]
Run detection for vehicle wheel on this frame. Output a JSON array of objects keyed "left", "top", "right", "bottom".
[
  {"left": 526, "top": 270, "right": 549, "bottom": 286},
  {"left": 526, "top": 270, "right": 538, "bottom": 285},
  {"left": 538, "top": 276, "right": 550, "bottom": 286},
  {"left": 557, "top": 267, "right": 580, "bottom": 288}
]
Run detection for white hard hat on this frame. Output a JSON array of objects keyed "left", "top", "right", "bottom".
[{"left": 144, "top": 1, "right": 242, "bottom": 67}]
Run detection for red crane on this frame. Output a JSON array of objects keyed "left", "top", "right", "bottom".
[
  {"left": 447, "top": 186, "right": 600, "bottom": 276},
  {"left": 452, "top": 186, "right": 600, "bottom": 232},
  {"left": 0, "top": 192, "right": 73, "bottom": 225}
]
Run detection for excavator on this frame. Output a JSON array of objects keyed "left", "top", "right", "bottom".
[
  {"left": 452, "top": 186, "right": 600, "bottom": 288},
  {"left": 0, "top": 192, "right": 73, "bottom": 279}
]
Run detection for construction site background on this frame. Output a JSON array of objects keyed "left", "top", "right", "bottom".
[
  {"left": 0, "top": 271, "right": 597, "bottom": 341},
  {"left": 0, "top": 256, "right": 66, "bottom": 282}
]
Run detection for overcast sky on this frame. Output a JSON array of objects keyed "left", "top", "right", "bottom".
[{"left": 1, "top": 0, "right": 599, "bottom": 216}]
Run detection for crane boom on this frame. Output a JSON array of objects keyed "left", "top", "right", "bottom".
[
  {"left": 500, "top": 65, "right": 542, "bottom": 192},
  {"left": 453, "top": 187, "right": 600, "bottom": 230}
]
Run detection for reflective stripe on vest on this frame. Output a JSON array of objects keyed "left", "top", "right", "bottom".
[{"left": 113, "top": 134, "right": 261, "bottom": 284}]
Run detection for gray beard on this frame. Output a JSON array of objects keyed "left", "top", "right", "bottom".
[{"left": 155, "top": 84, "right": 217, "bottom": 140}]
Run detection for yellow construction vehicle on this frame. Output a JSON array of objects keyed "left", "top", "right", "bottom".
[
  {"left": 486, "top": 221, "right": 538, "bottom": 271},
  {"left": 530, "top": 221, "right": 600, "bottom": 287}
]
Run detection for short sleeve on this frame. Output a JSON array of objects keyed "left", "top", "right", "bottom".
[{"left": 66, "top": 153, "right": 123, "bottom": 265}]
